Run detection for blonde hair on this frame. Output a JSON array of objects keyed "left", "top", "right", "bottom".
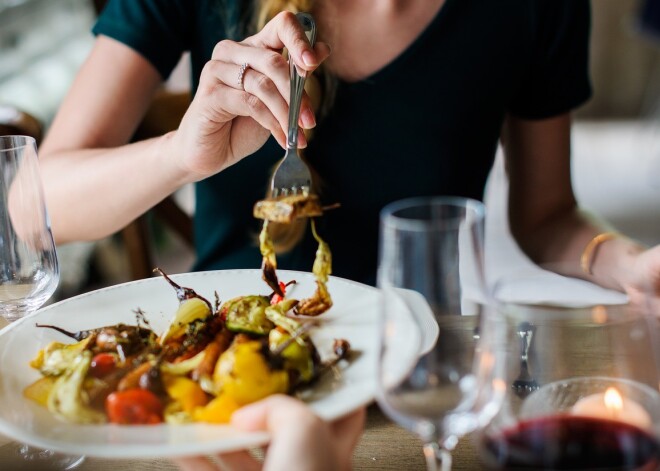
[{"left": 252, "top": 0, "right": 335, "bottom": 254}]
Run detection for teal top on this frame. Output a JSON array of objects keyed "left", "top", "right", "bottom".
[{"left": 94, "top": 0, "right": 591, "bottom": 285}]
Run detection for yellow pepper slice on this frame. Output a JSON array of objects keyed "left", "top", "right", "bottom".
[
  {"left": 213, "top": 340, "right": 289, "bottom": 405},
  {"left": 193, "top": 393, "right": 240, "bottom": 424},
  {"left": 23, "top": 376, "right": 56, "bottom": 407},
  {"left": 163, "top": 375, "right": 209, "bottom": 414}
]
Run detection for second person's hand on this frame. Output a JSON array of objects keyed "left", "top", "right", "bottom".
[{"left": 173, "top": 395, "right": 366, "bottom": 471}]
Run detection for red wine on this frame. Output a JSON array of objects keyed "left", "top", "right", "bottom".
[{"left": 481, "top": 415, "right": 660, "bottom": 470}]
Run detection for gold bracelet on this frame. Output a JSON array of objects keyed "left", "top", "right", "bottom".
[{"left": 580, "top": 232, "right": 619, "bottom": 276}]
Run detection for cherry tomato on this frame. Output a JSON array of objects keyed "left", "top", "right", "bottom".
[
  {"left": 89, "top": 353, "right": 116, "bottom": 378},
  {"left": 270, "top": 281, "right": 288, "bottom": 305},
  {"left": 105, "top": 389, "right": 164, "bottom": 425}
]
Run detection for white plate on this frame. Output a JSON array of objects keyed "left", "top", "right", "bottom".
[{"left": 0, "top": 269, "right": 381, "bottom": 458}]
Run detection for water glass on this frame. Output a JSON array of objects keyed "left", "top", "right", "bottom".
[{"left": 376, "top": 196, "right": 506, "bottom": 471}]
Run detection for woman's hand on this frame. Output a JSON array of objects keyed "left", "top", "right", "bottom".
[
  {"left": 173, "top": 395, "right": 366, "bottom": 471},
  {"left": 172, "top": 12, "right": 331, "bottom": 182},
  {"left": 623, "top": 245, "right": 660, "bottom": 316}
]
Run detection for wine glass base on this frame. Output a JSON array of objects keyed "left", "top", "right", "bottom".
[
  {"left": 5, "top": 442, "right": 85, "bottom": 470},
  {"left": 0, "top": 294, "right": 53, "bottom": 323}
]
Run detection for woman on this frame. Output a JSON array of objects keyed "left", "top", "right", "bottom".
[{"left": 40, "top": 1, "right": 657, "bottom": 303}]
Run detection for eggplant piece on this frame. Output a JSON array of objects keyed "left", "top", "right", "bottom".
[
  {"left": 36, "top": 323, "right": 157, "bottom": 356},
  {"left": 154, "top": 268, "right": 213, "bottom": 310},
  {"left": 159, "top": 297, "right": 213, "bottom": 346},
  {"left": 155, "top": 268, "right": 225, "bottom": 350}
]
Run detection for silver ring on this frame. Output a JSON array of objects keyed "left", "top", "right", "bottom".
[{"left": 237, "top": 62, "right": 249, "bottom": 89}]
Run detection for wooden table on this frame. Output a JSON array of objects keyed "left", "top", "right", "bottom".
[
  {"left": 0, "top": 404, "right": 484, "bottom": 470},
  {"left": 2, "top": 305, "right": 656, "bottom": 470}
]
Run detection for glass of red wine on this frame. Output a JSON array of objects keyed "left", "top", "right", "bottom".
[{"left": 479, "top": 265, "right": 660, "bottom": 471}]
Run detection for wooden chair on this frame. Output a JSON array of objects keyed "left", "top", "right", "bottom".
[{"left": 0, "top": 105, "right": 43, "bottom": 143}]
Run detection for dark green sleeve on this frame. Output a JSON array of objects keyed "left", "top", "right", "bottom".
[
  {"left": 92, "top": 0, "right": 192, "bottom": 80},
  {"left": 508, "top": 0, "right": 592, "bottom": 119}
]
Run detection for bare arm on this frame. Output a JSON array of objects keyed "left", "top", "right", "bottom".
[
  {"left": 40, "top": 36, "right": 185, "bottom": 244},
  {"left": 41, "top": 13, "right": 331, "bottom": 245},
  {"left": 503, "top": 113, "right": 646, "bottom": 292}
]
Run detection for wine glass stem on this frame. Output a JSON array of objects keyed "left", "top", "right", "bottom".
[{"left": 423, "top": 442, "right": 452, "bottom": 471}]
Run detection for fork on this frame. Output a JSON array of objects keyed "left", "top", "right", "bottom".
[
  {"left": 269, "top": 12, "right": 317, "bottom": 198},
  {"left": 512, "top": 321, "right": 540, "bottom": 397}
]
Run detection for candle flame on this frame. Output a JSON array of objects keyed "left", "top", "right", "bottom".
[{"left": 604, "top": 387, "right": 623, "bottom": 412}]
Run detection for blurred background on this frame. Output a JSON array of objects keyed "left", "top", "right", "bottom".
[{"left": 1, "top": 0, "right": 660, "bottom": 300}]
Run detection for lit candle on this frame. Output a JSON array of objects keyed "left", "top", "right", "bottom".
[{"left": 571, "top": 387, "right": 652, "bottom": 430}]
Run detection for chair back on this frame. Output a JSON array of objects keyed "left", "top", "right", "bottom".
[{"left": 0, "top": 105, "right": 43, "bottom": 143}]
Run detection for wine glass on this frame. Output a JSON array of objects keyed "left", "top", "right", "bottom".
[
  {"left": 0, "top": 135, "right": 84, "bottom": 469},
  {"left": 478, "top": 264, "right": 660, "bottom": 470},
  {"left": 376, "top": 196, "right": 507, "bottom": 471}
]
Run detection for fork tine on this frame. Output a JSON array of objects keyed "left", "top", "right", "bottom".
[{"left": 267, "top": 13, "right": 316, "bottom": 200}]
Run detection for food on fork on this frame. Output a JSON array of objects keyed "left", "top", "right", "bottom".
[
  {"left": 23, "top": 269, "right": 350, "bottom": 425},
  {"left": 253, "top": 193, "right": 323, "bottom": 224},
  {"left": 254, "top": 192, "right": 334, "bottom": 316}
]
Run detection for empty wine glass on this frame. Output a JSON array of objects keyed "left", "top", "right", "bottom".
[
  {"left": 376, "top": 196, "right": 506, "bottom": 471},
  {"left": 478, "top": 264, "right": 660, "bottom": 470},
  {"left": 0, "top": 135, "right": 84, "bottom": 469}
]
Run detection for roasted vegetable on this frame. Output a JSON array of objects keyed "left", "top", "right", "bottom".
[
  {"left": 23, "top": 376, "right": 56, "bottom": 407},
  {"left": 269, "top": 328, "right": 315, "bottom": 383},
  {"left": 264, "top": 299, "right": 305, "bottom": 346},
  {"left": 295, "top": 220, "right": 333, "bottom": 316},
  {"left": 159, "top": 297, "right": 212, "bottom": 346},
  {"left": 193, "top": 393, "right": 240, "bottom": 424},
  {"left": 213, "top": 340, "right": 289, "bottom": 405},
  {"left": 47, "top": 351, "right": 106, "bottom": 424},
  {"left": 163, "top": 375, "right": 208, "bottom": 414},
  {"left": 253, "top": 193, "right": 323, "bottom": 224},
  {"left": 259, "top": 220, "right": 283, "bottom": 297},
  {"left": 106, "top": 388, "right": 164, "bottom": 425},
  {"left": 191, "top": 329, "right": 233, "bottom": 382},
  {"left": 30, "top": 338, "right": 91, "bottom": 376},
  {"left": 24, "top": 267, "right": 344, "bottom": 426},
  {"left": 222, "top": 295, "right": 273, "bottom": 335},
  {"left": 36, "top": 324, "right": 156, "bottom": 356},
  {"left": 89, "top": 353, "right": 117, "bottom": 378}
]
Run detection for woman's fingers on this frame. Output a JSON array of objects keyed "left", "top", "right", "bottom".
[
  {"left": 211, "top": 41, "right": 319, "bottom": 129},
  {"left": 212, "top": 41, "right": 289, "bottom": 97},
  {"left": 329, "top": 408, "right": 367, "bottom": 469},
  {"left": 200, "top": 79, "right": 288, "bottom": 148},
  {"left": 246, "top": 11, "right": 328, "bottom": 72},
  {"left": 203, "top": 59, "right": 290, "bottom": 140}
]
